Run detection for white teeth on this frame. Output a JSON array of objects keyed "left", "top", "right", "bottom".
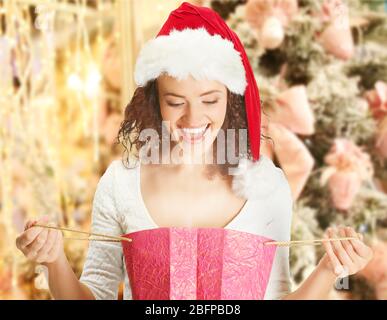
[{"left": 180, "top": 125, "right": 208, "bottom": 135}]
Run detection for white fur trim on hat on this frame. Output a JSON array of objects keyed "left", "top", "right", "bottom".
[
  {"left": 232, "top": 154, "right": 288, "bottom": 199},
  {"left": 134, "top": 27, "right": 247, "bottom": 95}
]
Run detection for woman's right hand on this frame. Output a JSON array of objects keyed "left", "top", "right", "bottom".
[{"left": 16, "top": 216, "right": 64, "bottom": 264}]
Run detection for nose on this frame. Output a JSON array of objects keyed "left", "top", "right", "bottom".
[{"left": 182, "top": 103, "right": 205, "bottom": 126}]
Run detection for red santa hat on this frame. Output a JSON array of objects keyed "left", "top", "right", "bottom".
[{"left": 134, "top": 2, "right": 262, "bottom": 162}]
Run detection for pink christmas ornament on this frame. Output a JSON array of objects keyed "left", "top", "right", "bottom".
[
  {"left": 318, "top": 0, "right": 347, "bottom": 22},
  {"left": 321, "top": 139, "right": 374, "bottom": 210},
  {"left": 364, "top": 81, "right": 387, "bottom": 159},
  {"left": 260, "top": 16, "right": 285, "bottom": 49},
  {"left": 327, "top": 170, "right": 362, "bottom": 210},
  {"left": 260, "top": 85, "right": 315, "bottom": 200},
  {"left": 263, "top": 122, "right": 314, "bottom": 200},
  {"left": 275, "top": 85, "right": 315, "bottom": 135},
  {"left": 318, "top": 0, "right": 354, "bottom": 60},
  {"left": 319, "top": 25, "right": 354, "bottom": 60},
  {"left": 245, "top": 0, "right": 298, "bottom": 49},
  {"left": 365, "top": 81, "right": 387, "bottom": 121},
  {"left": 245, "top": 0, "right": 298, "bottom": 29},
  {"left": 121, "top": 227, "right": 277, "bottom": 300}
]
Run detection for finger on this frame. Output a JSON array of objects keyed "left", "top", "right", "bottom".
[
  {"left": 26, "top": 215, "right": 49, "bottom": 230},
  {"left": 340, "top": 227, "right": 357, "bottom": 258},
  {"left": 330, "top": 227, "right": 356, "bottom": 268},
  {"left": 16, "top": 225, "right": 44, "bottom": 249},
  {"left": 45, "top": 231, "right": 61, "bottom": 263},
  {"left": 18, "top": 215, "right": 51, "bottom": 248},
  {"left": 35, "top": 229, "right": 57, "bottom": 263},
  {"left": 347, "top": 228, "right": 371, "bottom": 259},
  {"left": 323, "top": 228, "right": 343, "bottom": 275},
  {"left": 24, "top": 220, "right": 37, "bottom": 231},
  {"left": 28, "top": 215, "right": 49, "bottom": 228},
  {"left": 341, "top": 227, "right": 364, "bottom": 265},
  {"left": 25, "top": 228, "right": 48, "bottom": 254},
  {"left": 34, "top": 215, "right": 50, "bottom": 227}
]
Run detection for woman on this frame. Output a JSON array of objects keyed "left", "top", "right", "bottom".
[{"left": 16, "top": 2, "right": 372, "bottom": 300}]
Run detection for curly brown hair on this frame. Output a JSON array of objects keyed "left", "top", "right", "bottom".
[{"left": 117, "top": 79, "right": 270, "bottom": 179}]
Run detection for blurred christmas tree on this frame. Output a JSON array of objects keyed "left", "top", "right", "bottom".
[{"left": 210, "top": 0, "right": 387, "bottom": 299}]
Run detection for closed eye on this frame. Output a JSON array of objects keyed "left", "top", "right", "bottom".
[
  {"left": 167, "top": 102, "right": 184, "bottom": 107},
  {"left": 203, "top": 100, "right": 218, "bottom": 104}
]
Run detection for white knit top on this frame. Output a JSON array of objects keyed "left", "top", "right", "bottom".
[{"left": 79, "top": 155, "right": 293, "bottom": 300}]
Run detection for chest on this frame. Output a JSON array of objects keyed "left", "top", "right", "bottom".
[{"left": 139, "top": 169, "right": 248, "bottom": 228}]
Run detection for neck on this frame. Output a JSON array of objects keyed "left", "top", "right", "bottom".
[
  {"left": 161, "top": 141, "right": 215, "bottom": 165},
  {"left": 141, "top": 141, "right": 229, "bottom": 178}
]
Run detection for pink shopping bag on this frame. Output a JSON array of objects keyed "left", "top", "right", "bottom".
[{"left": 121, "top": 227, "right": 277, "bottom": 300}]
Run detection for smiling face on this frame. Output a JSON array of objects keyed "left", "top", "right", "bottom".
[{"left": 157, "top": 74, "right": 228, "bottom": 163}]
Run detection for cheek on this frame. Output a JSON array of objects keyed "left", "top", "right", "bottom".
[
  {"left": 159, "top": 104, "right": 180, "bottom": 126},
  {"left": 210, "top": 101, "right": 227, "bottom": 127}
]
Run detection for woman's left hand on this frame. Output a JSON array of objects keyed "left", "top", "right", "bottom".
[{"left": 319, "top": 226, "right": 373, "bottom": 277}]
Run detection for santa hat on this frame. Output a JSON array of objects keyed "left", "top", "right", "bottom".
[{"left": 134, "top": 2, "right": 262, "bottom": 162}]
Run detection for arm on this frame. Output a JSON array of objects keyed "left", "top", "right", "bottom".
[
  {"left": 16, "top": 217, "right": 95, "bottom": 300},
  {"left": 78, "top": 161, "right": 125, "bottom": 300},
  {"left": 16, "top": 161, "right": 124, "bottom": 300},
  {"left": 283, "top": 226, "right": 373, "bottom": 300},
  {"left": 43, "top": 252, "right": 95, "bottom": 300},
  {"left": 51, "top": 161, "right": 124, "bottom": 299},
  {"left": 258, "top": 165, "right": 373, "bottom": 300},
  {"left": 282, "top": 255, "right": 337, "bottom": 300}
]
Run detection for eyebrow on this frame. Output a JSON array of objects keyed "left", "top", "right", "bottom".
[{"left": 163, "top": 90, "right": 222, "bottom": 98}]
